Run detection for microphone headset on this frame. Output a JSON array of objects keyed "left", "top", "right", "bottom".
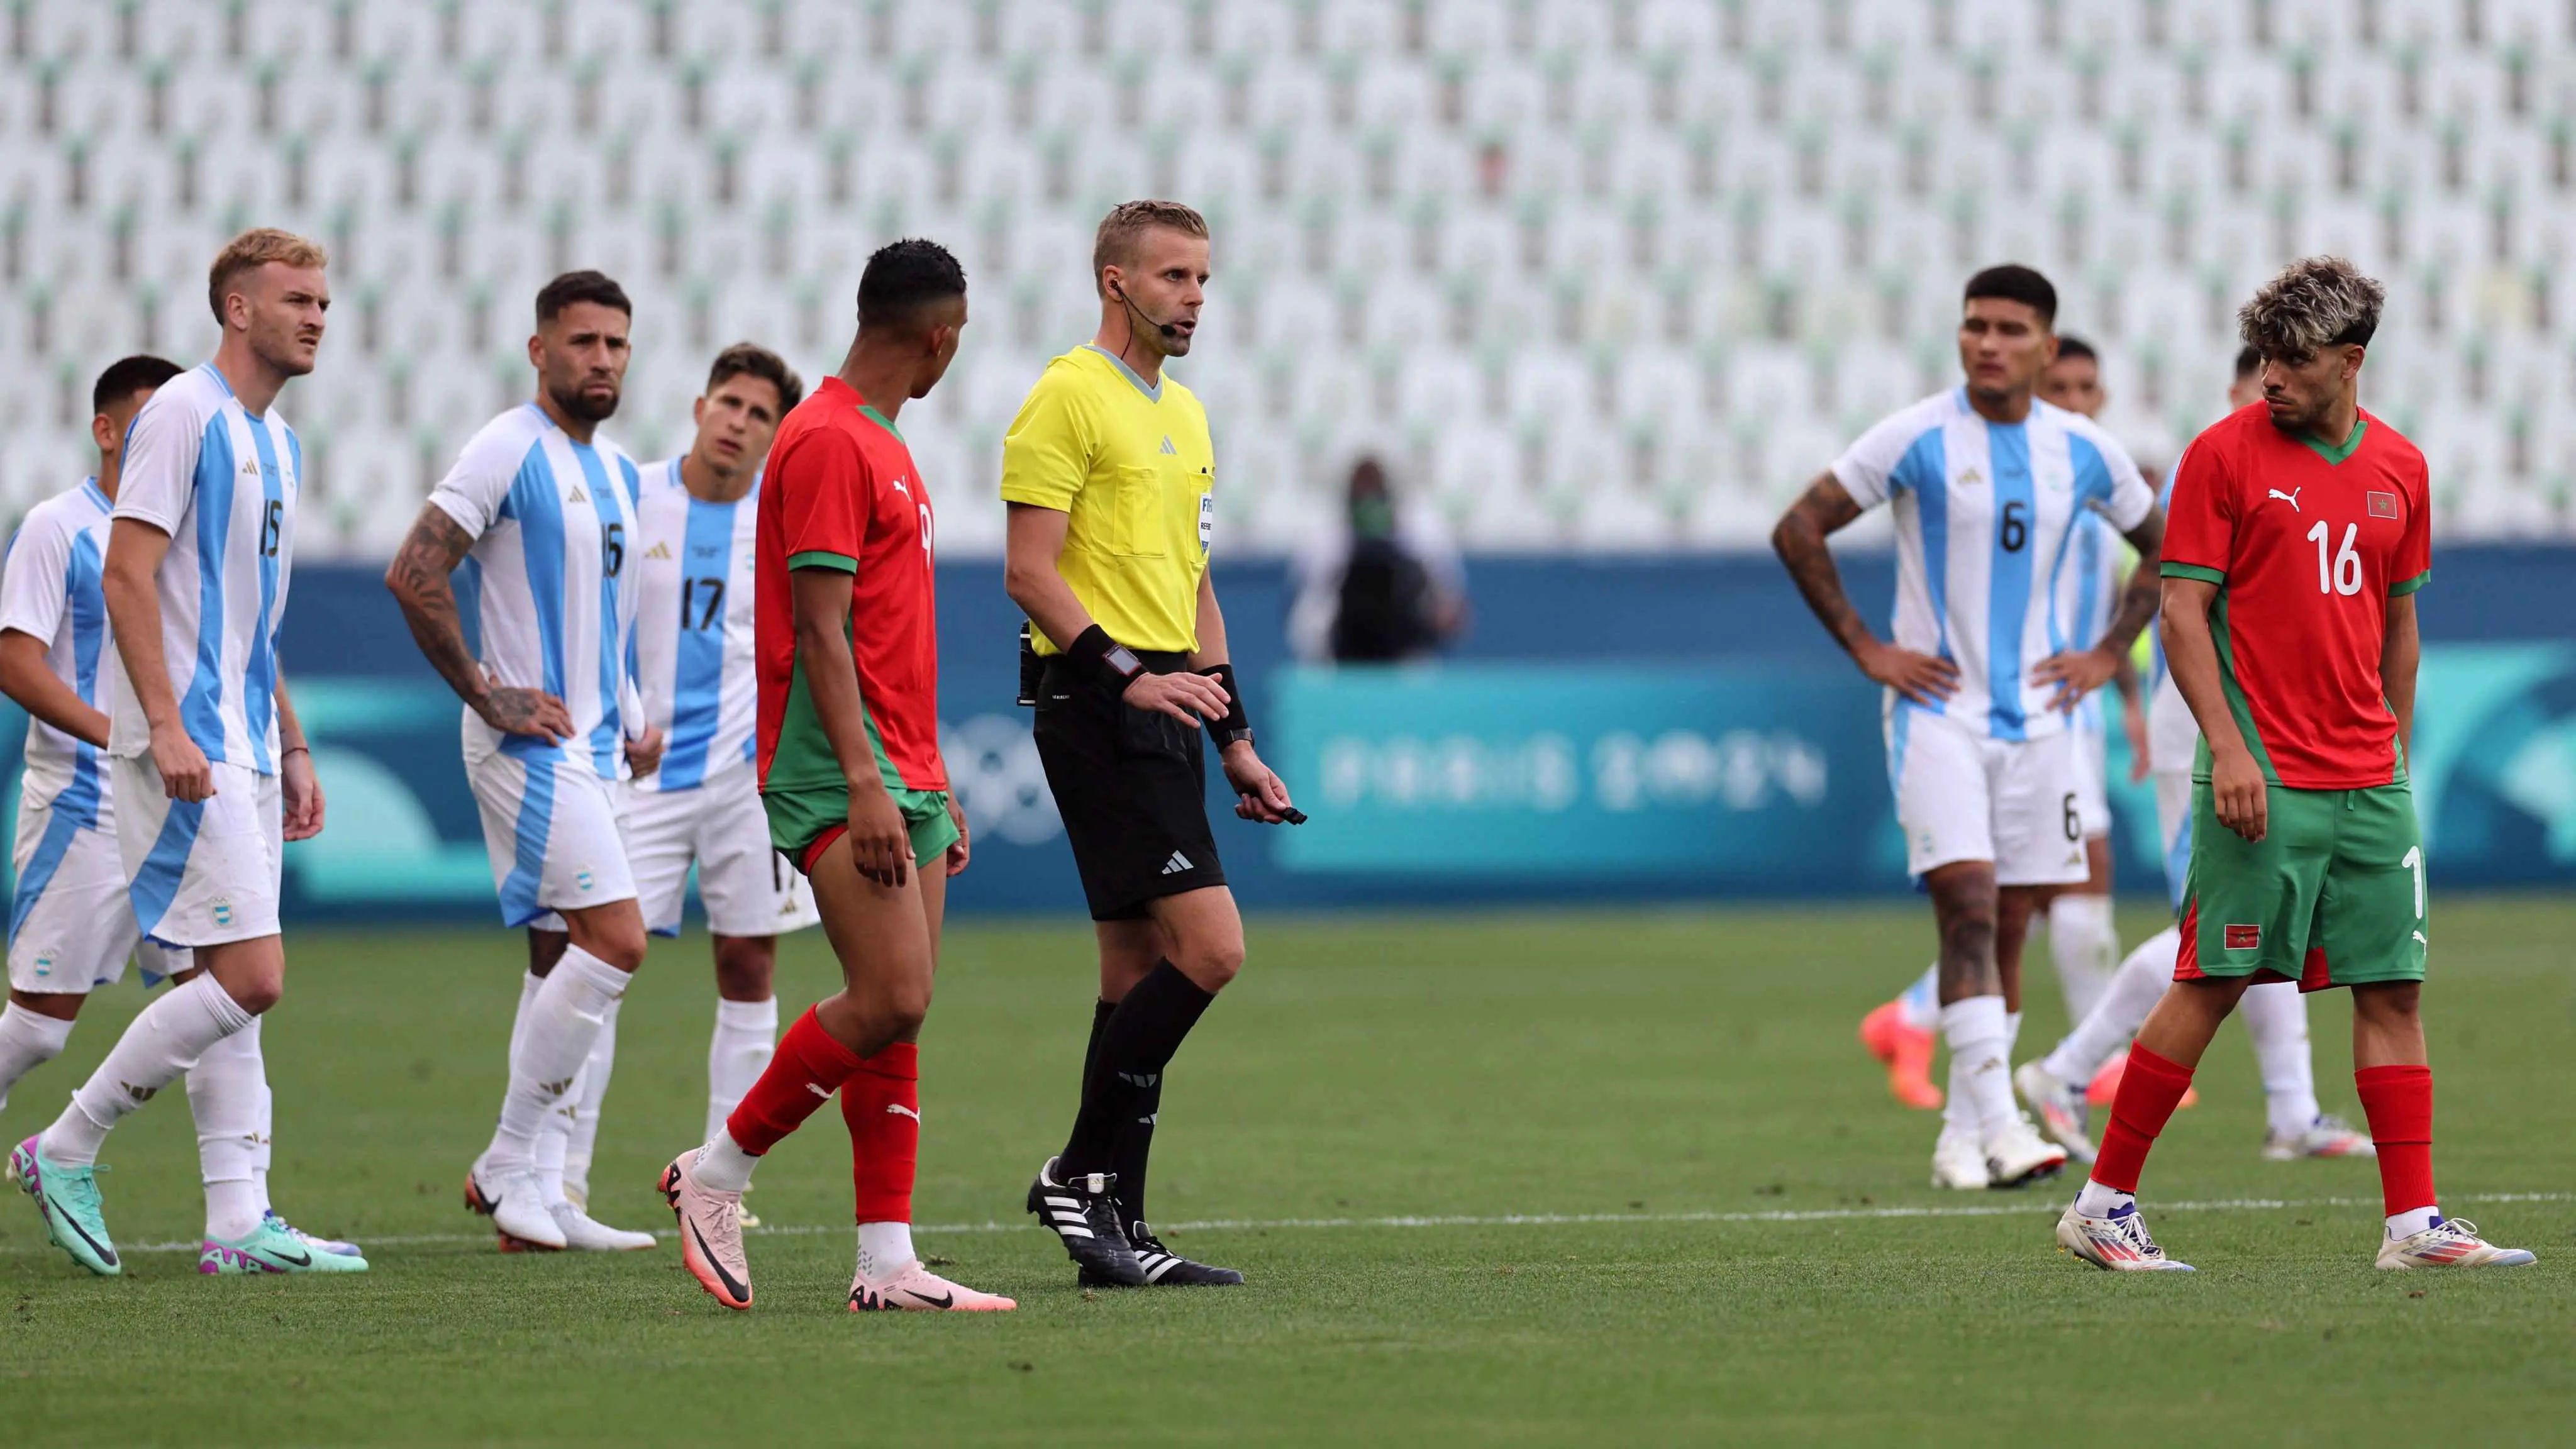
[{"left": 1108, "top": 277, "right": 1184, "bottom": 341}]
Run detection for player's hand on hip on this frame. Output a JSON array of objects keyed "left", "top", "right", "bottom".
[
  {"left": 1123, "top": 670, "right": 1230, "bottom": 726},
  {"left": 1855, "top": 640, "right": 1958, "bottom": 708},
  {"left": 2033, "top": 645, "right": 2118, "bottom": 712},
  {"left": 281, "top": 748, "right": 325, "bottom": 841},
  {"left": 1221, "top": 741, "right": 1295, "bottom": 824},
  {"left": 149, "top": 721, "right": 215, "bottom": 802},
  {"left": 625, "top": 723, "right": 665, "bottom": 778},
  {"left": 943, "top": 794, "right": 970, "bottom": 877},
  {"left": 2211, "top": 747, "right": 2268, "bottom": 842},
  {"left": 477, "top": 686, "right": 574, "bottom": 743},
  {"left": 844, "top": 781, "right": 914, "bottom": 889}
]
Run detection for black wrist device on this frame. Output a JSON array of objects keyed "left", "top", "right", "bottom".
[
  {"left": 1200, "top": 663, "right": 1253, "bottom": 745},
  {"left": 1070, "top": 625, "right": 1146, "bottom": 692}
]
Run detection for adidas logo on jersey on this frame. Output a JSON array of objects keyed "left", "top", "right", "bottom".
[
  {"left": 645, "top": 541, "right": 672, "bottom": 560},
  {"left": 238, "top": 460, "right": 260, "bottom": 477},
  {"left": 1159, "top": 435, "right": 1177, "bottom": 455},
  {"left": 567, "top": 484, "right": 589, "bottom": 503},
  {"left": 1955, "top": 467, "right": 1984, "bottom": 487}
]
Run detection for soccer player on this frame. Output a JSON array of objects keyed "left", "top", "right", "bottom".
[
  {"left": 592, "top": 343, "right": 819, "bottom": 1224},
  {"left": 1855, "top": 335, "right": 2146, "bottom": 1114},
  {"left": 1004, "top": 199, "right": 1295, "bottom": 1288},
  {"left": 1773, "top": 265, "right": 2164, "bottom": 1192},
  {"left": 11, "top": 231, "right": 362, "bottom": 1277},
  {"left": 660, "top": 239, "right": 1014, "bottom": 1313},
  {"left": 2, "top": 353, "right": 361, "bottom": 1275},
  {"left": 2017, "top": 347, "right": 2373, "bottom": 1165},
  {"left": 2055, "top": 257, "right": 2533, "bottom": 1273},
  {"left": 385, "top": 270, "right": 662, "bottom": 1253}
]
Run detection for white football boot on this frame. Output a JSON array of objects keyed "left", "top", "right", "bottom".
[
  {"left": 541, "top": 1200, "right": 657, "bottom": 1252},
  {"left": 1930, "top": 1128, "right": 1990, "bottom": 1189},
  {"left": 2375, "top": 1218, "right": 2536, "bottom": 1270},
  {"left": 2261, "top": 1114, "right": 2377, "bottom": 1161},
  {"left": 1983, "top": 1116, "right": 2070, "bottom": 1189},
  {"left": 2014, "top": 1061, "right": 2098, "bottom": 1165},
  {"left": 464, "top": 1157, "right": 567, "bottom": 1250},
  {"left": 2057, "top": 1200, "right": 2194, "bottom": 1272}
]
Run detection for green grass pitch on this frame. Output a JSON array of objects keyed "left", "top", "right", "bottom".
[{"left": 2, "top": 897, "right": 2570, "bottom": 1445}]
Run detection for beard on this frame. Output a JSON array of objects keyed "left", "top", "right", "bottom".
[{"left": 550, "top": 379, "right": 621, "bottom": 423}]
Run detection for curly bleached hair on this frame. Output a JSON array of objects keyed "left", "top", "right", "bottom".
[{"left": 2237, "top": 255, "right": 2385, "bottom": 360}]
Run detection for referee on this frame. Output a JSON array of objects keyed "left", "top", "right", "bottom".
[{"left": 1004, "top": 199, "right": 1294, "bottom": 1289}]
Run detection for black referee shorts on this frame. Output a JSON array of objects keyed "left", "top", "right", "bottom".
[{"left": 1032, "top": 651, "right": 1227, "bottom": 921}]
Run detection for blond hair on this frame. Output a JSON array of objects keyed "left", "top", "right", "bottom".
[
  {"left": 1091, "top": 199, "right": 1208, "bottom": 297},
  {"left": 208, "top": 228, "right": 328, "bottom": 323},
  {"left": 2238, "top": 255, "right": 2384, "bottom": 360}
]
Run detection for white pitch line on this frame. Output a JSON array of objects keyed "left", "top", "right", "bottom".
[{"left": 23, "top": 1191, "right": 2568, "bottom": 1258}]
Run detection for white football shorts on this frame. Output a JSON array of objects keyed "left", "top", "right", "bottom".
[
  {"left": 465, "top": 745, "right": 638, "bottom": 929},
  {"left": 2069, "top": 711, "right": 2112, "bottom": 842},
  {"left": 10, "top": 779, "right": 189, "bottom": 992},
  {"left": 113, "top": 756, "right": 283, "bottom": 948},
  {"left": 623, "top": 773, "right": 817, "bottom": 939},
  {"left": 1885, "top": 702, "right": 2090, "bottom": 887}
]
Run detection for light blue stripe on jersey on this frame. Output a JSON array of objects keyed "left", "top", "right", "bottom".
[
  {"left": 501, "top": 441, "right": 568, "bottom": 757},
  {"left": 180, "top": 414, "right": 238, "bottom": 763},
  {"left": 129, "top": 798, "right": 206, "bottom": 939},
  {"left": 7, "top": 808, "right": 87, "bottom": 945},
  {"left": 657, "top": 494, "right": 741, "bottom": 790},
  {"left": 499, "top": 755, "right": 557, "bottom": 927},
  {"left": 1892, "top": 428, "right": 1952, "bottom": 713},
  {"left": 241, "top": 418, "right": 287, "bottom": 772},
  {"left": 1984, "top": 421, "right": 2035, "bottom": 741},
  {"left": 58, "top": 523, "right": 107, "bottom": 823},
  {"left": 1885, "top": 697, "right": 1915, "bottom": 793},
  {"left": 571, "top": 442, "right": 623, "bottom": 777}
]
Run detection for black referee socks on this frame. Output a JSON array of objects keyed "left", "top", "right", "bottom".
[{"left": 1060, "top": 962, "right": 1211, "bottom": 1184}]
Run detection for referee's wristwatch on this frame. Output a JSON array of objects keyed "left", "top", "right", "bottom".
[{"left": 1201, "top": 663, "right": 1254, "bottom": 747}]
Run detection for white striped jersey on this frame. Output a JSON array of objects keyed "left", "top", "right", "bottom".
[
  {"left": 626, "top": 458, "right": 759, "bottom": 792},
  {"left": 107, "top": 364, "right": 301, "bottom": 773},
  {"left": 2062, "top": 508, "right": 2127, "bottom": 737},
  {"left": 1831, "top": 389, "right": 2155, "bottom": 741},
  {"left": 2145, "top": 462, "right": 2201, "bottom": 774},
  {"left": 430, "top": 404, "right": 642, "bottom": 779},
  {"left": 0, "top": 479, "right": 116, "bottom": 812}
]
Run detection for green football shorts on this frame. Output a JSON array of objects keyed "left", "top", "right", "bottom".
[
  {"left": 2177, "top": 779, "right": 2428, "bottom": 991},
  {"left": 763, "top": 782, "right": 960, "bottom": 878}
]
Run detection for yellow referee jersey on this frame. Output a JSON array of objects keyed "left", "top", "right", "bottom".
[{"left": 999, "top": 343, "right": 1216, "bottom": 655}]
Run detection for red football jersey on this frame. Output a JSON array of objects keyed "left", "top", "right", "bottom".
[
  {"left": 2159, "top": 402, "right": 2431, "bottom": 789},
  {"left": 754, "top": 377, "right": 945, "bottom": 793}
]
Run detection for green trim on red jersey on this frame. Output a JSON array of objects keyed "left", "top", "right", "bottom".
[
  {"left": 2161, "top": 562, "right": 2227, "bottom": 585},
  {"left": 859, "top": 405, "right": 903, "bottom": 441},
  {"left": 2389, "top": 568, "right": 2431, "bottom": 597},
  {"left": 2297, "top": 418, "right": 2368, "bottom": 466},
  {"left": 2196, "top": 590, "right": 2284, "bottom": 787},
  {"left": 787, "top": 549, "right": 857, "bottom": 574},
  {"left": 764, "top": 646, "right": 906, "bottom": 796}
]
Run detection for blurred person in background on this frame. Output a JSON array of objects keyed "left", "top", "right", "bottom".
[{"left": 1286, "top": 457, "right": 1468, "bottom": 665}]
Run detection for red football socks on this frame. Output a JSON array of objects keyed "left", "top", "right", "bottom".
[
  {"left": 841, "top": 1041, "right": 920, "bottom": 1224},
  {"left": 2089, "top": 1044, "right": 2196, "bottom": 1194},
  {"left": 724, "top": 1008, "right": 862, "bottom": 1157},
  {"left": 2355, "top": 1063, "right": 2436, "bottom": 1217}
]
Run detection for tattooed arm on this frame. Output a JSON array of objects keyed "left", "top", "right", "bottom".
[
  {"left": 1770, "top": 472, "right": 1959, "bottom": 707},
  {"left": 384, "top": 504, "right": 573, "bottom": 742},
  {"left": 2035, "top": 507, "right": 2168, "bottom": 711}
]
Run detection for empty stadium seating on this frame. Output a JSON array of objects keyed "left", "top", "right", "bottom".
[{"left": 0, "top": 0, "right": 2569, "bottom": 556}]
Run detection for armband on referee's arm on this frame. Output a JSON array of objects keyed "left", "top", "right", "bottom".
[
  {"left": 1199, "top": 663, "right": 1253, "bottom": 745},
  {"left": 1069, "top": 624, "right": 1147, "bottom": 692}
]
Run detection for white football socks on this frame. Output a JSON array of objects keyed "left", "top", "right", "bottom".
[
  {"left": 2047, "top": 892, "right": 2121, "bottom": 1023},
  {"left": 1940, "top": 996, "right": 2016, "bottom": 1142},
  {"left": 187, "top": 1018, "right": 268, "bottom": 1240},
  {"left": 486, "top": 947, "right": 631, "bottom": 1174},
  {"left": 2389, "top": 1206, "right": 2441, "bottom": 1239},
  {"left": 253, "top": 1079, "right": 275, "bottom": 1217},
  {"left": 706, "top": 996, "right": 778, "bottom": 1143},
  {"left": 0, "top": 1002, "right": 74, "bottom": 1111},
  {"left": 2239, "top": 981, "right": 2321, "bottom": 1140},
  {"left": 855, "top": 1221, "right": 915, "bottom": 1280},
  {"left": 2042, "top": 926, "right": 2177, "bottom": 1086},
  {"left": 2075, "top": 1179, "right": 2133, "bottom": 1217},
  {"left": 43, "top": 974, "right": 255, "bottom": 1167},
  {"left": 559, "top": 996, "right": 622, "bottom": 1202},
  {"left": 692, "top": 1126, "right": 758, "bottom": 1193}
]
